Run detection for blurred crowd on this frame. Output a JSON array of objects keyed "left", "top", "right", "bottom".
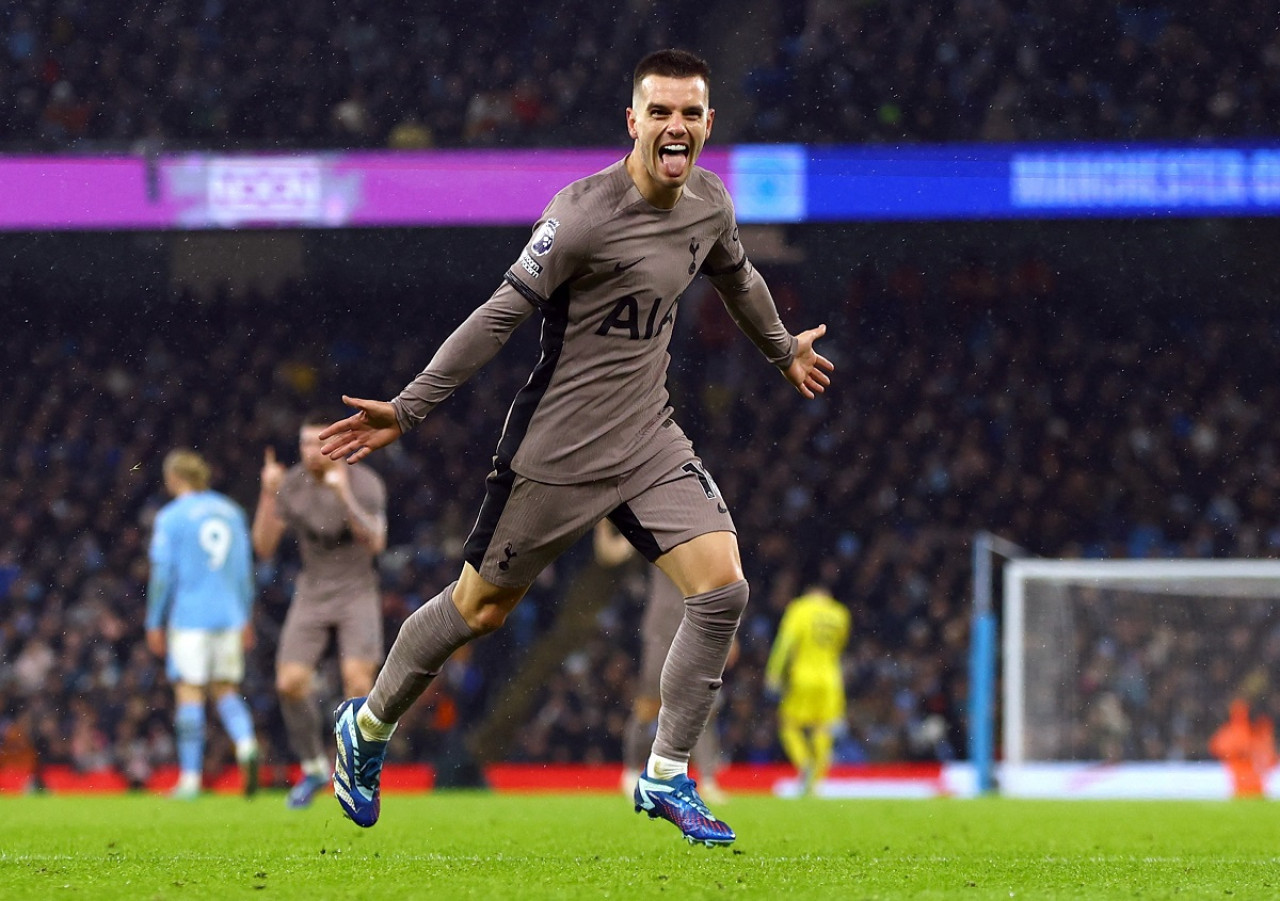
[
  {"left": 4, "top": 0, "right": 1280, "bottom": 152},
  {"left": 2, "top": 229, "right": 1278, "bottom": 785}
]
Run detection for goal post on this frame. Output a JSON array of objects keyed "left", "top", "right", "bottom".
[{"left": 1001, "top": 558, "right": 1280, "bottom": 798}]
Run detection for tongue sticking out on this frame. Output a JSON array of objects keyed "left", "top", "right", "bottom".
[{"left": 659, "top": 148, "right": 689, "bottom": 179}]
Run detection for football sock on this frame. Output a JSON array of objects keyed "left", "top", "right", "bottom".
[
  {"left": 811, "top": 726, "right": 835, "bottom": 784},
  {"left": 301, "top": 755, "right": 330, "bottom": 779},
  {"left": 652, "top": 580, "right": 748, "bottom": 763},
  {"left": 356, "top": 704, "right": 396, "bottom": 743},
  {"left": 280, "top": 694, "right": 325, "bottom": 763},
  {"left": 175, "top": 701, "right": 206, "bottom": 779},
  {"left": 368, "top": 581, "right": 477, "bottom": 723},
  {"left": 214, "top": 693, "right": 255, "bottom": 747},
  {"left": 647, "top": 752, "right": 687, "bottom": 781}
]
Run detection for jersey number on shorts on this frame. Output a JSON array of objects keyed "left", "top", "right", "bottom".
[{"left": 682, "top": 461, "right": 721, "bottom": 499}]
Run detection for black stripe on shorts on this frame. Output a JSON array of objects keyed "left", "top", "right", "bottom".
[
  {"left": 463, "top": 463, "right": 519, "bottom": 572},
  {"left": 607, "top": 503, "right": 664, "bottom": 563}
]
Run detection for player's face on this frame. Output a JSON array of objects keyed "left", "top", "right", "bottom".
[
  {"left": 626, "top": 74, "right": 714, "bottom": 208},
  {"left": 299, "top": 426, "right": 331, "bottom": 476}
]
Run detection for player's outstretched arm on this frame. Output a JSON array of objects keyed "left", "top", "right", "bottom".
[
  {"left": 319, "top": 395, "right": 403, "bottom": 464},
  {"left": 783, "top": 324, "right": 834, "bottom": 399}
]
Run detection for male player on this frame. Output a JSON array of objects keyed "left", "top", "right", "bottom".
[
  {"left": 595, "top": 521, "right": 731, "bottom": 803},
  {"left": 319, "top": 49, "right": 833, "bottom": 846},
  {"left": 145, "top": 449, "right": 259, "bottom": 800},
  {"left": 252, "top": 413, "right": 387, "bottom": 809},
  {"left": 765, "top": 585, "right": 850, "bottom": 796}
]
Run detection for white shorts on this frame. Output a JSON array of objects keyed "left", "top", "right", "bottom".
[{"left": 167, "top": 628, "right": 245, "bottom": 686}]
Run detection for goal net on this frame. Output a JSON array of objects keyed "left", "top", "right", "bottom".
[{"left": 1001, "top": 559, "right": 1280, "bottom": 798}]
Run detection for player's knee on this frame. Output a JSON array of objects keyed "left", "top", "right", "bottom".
[
  {"left": 466, "top": 603, "right": 509, "bottom": 635},
  {"left": 276, "top": 674, "right": 309, "bottom": 699},
  {"left": 687, "top": 579, "right": 749, "bottom": 625}
]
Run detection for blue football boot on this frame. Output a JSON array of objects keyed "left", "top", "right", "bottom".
[
  {"left": 634, "top": 770, "right": 736, "bottom": 846},
  {"left": 333, "top": 698, "right": 388, "bottom": 827}
]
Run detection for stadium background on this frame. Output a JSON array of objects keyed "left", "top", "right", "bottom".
[{"left": 3, "top": 0, "right": 1280, "bottom": 792}]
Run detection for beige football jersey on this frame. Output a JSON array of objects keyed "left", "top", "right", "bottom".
[
  {"left": 276, "top": 463, "right": 386, "bottom": 606},
  {"left": 392, "top": 158, "right": 795, "bottom": 485},
  {"left": 499, "top": 159, "right": 778, "bottom": 483}
]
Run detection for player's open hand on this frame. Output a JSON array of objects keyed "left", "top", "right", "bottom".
[
  {"left": 784, "top": 324, "right": 834, "bottom": 399},
  {"left": 318, "top": 396, "right": 402, "bottom": 463}
]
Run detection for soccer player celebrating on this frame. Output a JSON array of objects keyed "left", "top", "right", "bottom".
[
  {"left": 252, "top": 413, "right": 388, "bottom": 809},
  {"left": 145, "top": 450, "right": 259, "bottom": 800},
  {"left": 319, "top": 48, "right": 833, "bottom": 846},
  {"left": 765, "top": 585, "right": 851, "bottom": 796}
]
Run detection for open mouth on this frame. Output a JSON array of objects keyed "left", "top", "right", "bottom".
[{"left": 658, "top": 142, "right": 690, "bottom": 179}]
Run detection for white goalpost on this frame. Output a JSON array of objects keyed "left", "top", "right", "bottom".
[{"left": 1000, "top": 558, "right": 1280, "bottom": 798}]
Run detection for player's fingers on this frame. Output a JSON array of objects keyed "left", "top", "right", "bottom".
[
  {"left": 320, "top": 434, "right": 358, "bottom": 459},
  {"left": 815, "top": 353, "right": 835, "bottom": 372},
  {"left": 264, "top": 446, "right": 276, "bottom": 465},
  {"left": 317, "top": 415, "right": 360, "bottom": 441}
]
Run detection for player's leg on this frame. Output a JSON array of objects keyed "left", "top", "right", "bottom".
[
  {"left": 635, "top": 530, "right": 745, "bottom": 846},
  {"left": 171, "top": 682, "right": 207, "bottom": 799},
  {"left": 277, "top": 607, "right": 331, "bottom": 808},
  {"left": 336, "top": 471, "right": 603, "bottom": 827},
  {"left": 210, "top": 681, "right": 259, "bottom": 798},
  {"left": 809, "top": 721, "right": 837, "bottom": 794},
  {"left": 624, "top": 567, "right": 685, "bottom": 795},
  {"left": 611, "top": 451, "right": 743, "bottom": 844},
  {"left": 167, "top": 629, "right": 211, "bottom": 800},
  {"left": 334, "top": 565, "right": 527, "bottom": 826},
  {"left": 777, "top": 712, "right": 814, "bottom": 786},
  {"left": 690, "top": 693, "right": 727, "bottom": 805},
  {"left": 650, "top": 530, "right": 745, "bottom": 777},
  {"left": 622, "top": 696, "right": 661, "bottom": 796},
  {"left": 208, "top": 627, "right": 258, "bottom": 797}
]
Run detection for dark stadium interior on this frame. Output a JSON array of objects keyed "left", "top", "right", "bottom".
[{"left": 4, "top": 214, "right": 1279, "bottom": 782}]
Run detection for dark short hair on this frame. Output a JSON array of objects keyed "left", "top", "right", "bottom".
[
  {"left": 300, "top": 409, "right": 335, "bottom": 429},
  {"left": 633, "top": 49, "right": 711, "bottom": 91}
]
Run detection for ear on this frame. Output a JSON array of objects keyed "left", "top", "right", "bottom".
[
  {"left": 705, "top": 107, "right": 715, "bottom": 139},
  {"left": 626, "top": 107, "right": 638, "bottom": 140}
]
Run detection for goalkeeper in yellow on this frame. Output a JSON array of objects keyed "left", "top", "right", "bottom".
[{"left": 765, "top": 586, "right": 850, "bottom": 795}]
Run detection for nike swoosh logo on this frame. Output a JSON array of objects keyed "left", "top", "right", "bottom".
[{"left": 614, "top": 257, "right": 644, "bottom": 272}]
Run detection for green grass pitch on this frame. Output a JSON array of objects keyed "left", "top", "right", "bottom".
[{"left": 2, "top": 791, "right": 1279, "bottom": 899}]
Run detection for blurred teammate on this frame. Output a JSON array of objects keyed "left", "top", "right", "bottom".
[
  {"left": 595, "top": 522, "right": 731, "bottom": 803},
  {"left": 318, "top": 48, "right": 833, "bottom": 846},
  {"left": 252, "top": 413, "right": 387, "bottom": 809},
  {"left": 765, "top": 585, "right": 850, "bottom": 796},
  {"left": 145, "top": 450, "right": 259, "bottom": 800}
]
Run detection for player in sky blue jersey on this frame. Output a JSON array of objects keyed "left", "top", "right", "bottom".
[{"left": 146, "top": 450, "right": 260, "bottom": 799}]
